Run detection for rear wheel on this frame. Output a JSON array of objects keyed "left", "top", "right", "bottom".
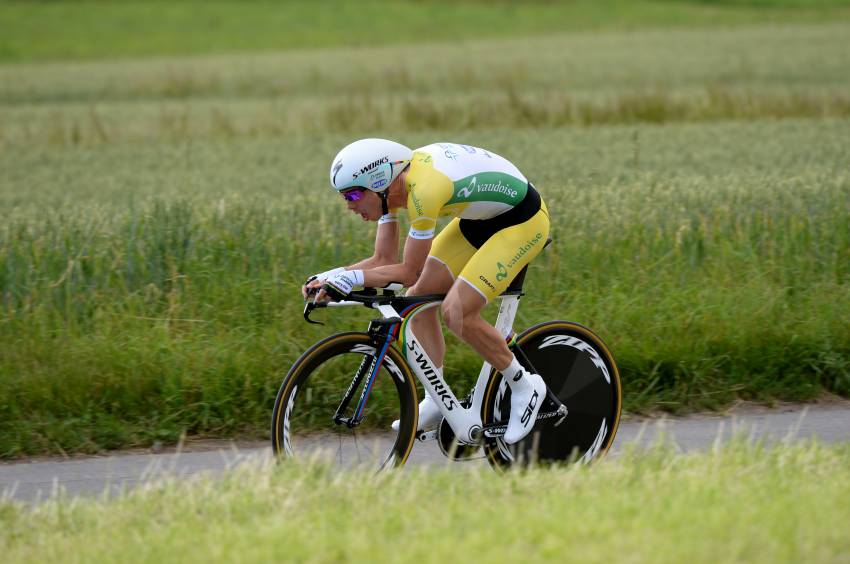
[
  {"left": 483, "top": 321, "right": 622, "bottom": 469},
  {"left": 271, "top": 332, "right": 418, "bottom": 470}
]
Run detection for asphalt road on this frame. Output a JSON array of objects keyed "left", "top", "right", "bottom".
[{"left": 2, "top": 403, "right": 849, "bottom": 504}]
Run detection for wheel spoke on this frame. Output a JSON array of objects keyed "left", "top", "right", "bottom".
[{"left": 272, "top": 333, "right": 417, "bottom": 471}]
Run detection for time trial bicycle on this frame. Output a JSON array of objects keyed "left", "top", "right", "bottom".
[{"left": 271, "top": 245, "right": 622, "bottom": 471}]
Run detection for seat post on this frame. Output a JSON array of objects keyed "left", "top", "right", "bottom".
[{"left": 505, "top": 265, "right": 530, "bottom": 294}]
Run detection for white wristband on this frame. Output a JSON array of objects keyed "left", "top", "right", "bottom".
[
  {"left": 325, "top": 268, "right": 366, "bottom": 297},
  {"left": 349, "top": 269, "right": 365, "bottom": 287},
  {"left": 378, "top": 213, "right": 398, "bottom": 225}
]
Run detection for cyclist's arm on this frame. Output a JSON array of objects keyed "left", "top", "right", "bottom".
[
  {"left": 362, "top": 171, "right": 440, "bottom": 287},
  {"left": 362, "top": 236, "right": 431, "bottom": 288},
  {"left": 302, "top": 217, "right": 400, "bottom": 298},
  {"left": 348, "top": 215, "right": 400, "bottom": 269}
]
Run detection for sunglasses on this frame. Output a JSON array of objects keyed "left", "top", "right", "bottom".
[{"left": 341, "top": 188, "right": 367, "bottom": 202}]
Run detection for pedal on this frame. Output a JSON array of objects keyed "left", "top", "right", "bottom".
[
  {"left": 416, "top": 430, "right": 438, "bottom": 442},
  {"left": 553, "top": 404, "right": 568, "bottom": 427},
  {"left": 535, "top": 407, "right": 568, "bottom": 423}
]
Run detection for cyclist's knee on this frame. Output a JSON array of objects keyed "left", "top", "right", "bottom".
[
  {"left": 441, "top": 298, "right": 468, "bottom": 337},
  {"left": 442, "top": 307, "right": 459, "bottom": 337},
  {"left": 411, "top": 306, "right": 438, "bottom": 329}
]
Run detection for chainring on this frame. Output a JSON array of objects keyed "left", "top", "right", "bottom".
[{"left": 437, "top": 396, "right": 482, "bottom": 460}]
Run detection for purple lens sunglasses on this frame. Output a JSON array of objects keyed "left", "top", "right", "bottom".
[{"left": 342, "top": 188, "right": 367, "bottom": 202}]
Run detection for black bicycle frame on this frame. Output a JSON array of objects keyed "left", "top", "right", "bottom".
[{"left": 331, "top": 318, "right": 398, "bottom": 428}]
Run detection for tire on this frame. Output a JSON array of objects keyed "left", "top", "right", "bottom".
[
  {"left": 482, "top": 321, "right": 622, "bottom": 470},
  {"left": 271, "top": 332, "right": 419, "bottom": 470}
]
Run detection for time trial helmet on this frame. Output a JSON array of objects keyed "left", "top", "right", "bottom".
[{"left": 329, "top": 138, "right": 412, "bottom": 193}]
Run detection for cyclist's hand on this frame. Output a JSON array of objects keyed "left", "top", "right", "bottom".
[
  {"left": 302, "top": 267, "right": 345, "bottom": 300},
  {"left": 322, "top": 269, "right": 364, "bottom": 301},
  {"left": 302, "top": 278, "right": 324, "bottom": 300}
]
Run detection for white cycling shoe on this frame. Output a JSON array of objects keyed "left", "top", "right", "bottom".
[
  {"left": 504, "top": 369, "right": 547, "bottom": 445},
  {"left": 391, "top": 393, "right": 443, "bottom": 432}
]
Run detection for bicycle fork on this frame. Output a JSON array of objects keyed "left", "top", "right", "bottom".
[{"left": 332, "top": 318, "right": 399, "bottom": 428}]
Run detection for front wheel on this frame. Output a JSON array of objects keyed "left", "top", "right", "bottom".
[
  {"left": 482, "top": 321, "right": 622, "bottom": 470},
  {"left": 271, "top": 332, "right": 419, "bottom": 470}
]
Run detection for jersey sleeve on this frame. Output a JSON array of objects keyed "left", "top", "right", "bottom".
[{"left": 405, "top": 153, "right": 454, "bottom": 240}]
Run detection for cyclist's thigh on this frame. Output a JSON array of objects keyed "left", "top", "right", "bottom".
[
  {"left": 408, "top": 256, "right": 454, "bottom": 296},
  {"left": 457, "top": 205, "right": 550, "bottom": 303},
  {"left": 408, "top": 221, "right": 470, "bottom": 295},
  {"left": 429, "top": 218, "right": 477, "bottom": 281}
]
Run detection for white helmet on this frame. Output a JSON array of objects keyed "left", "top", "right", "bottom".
[{"left": 329, "top": 138, "right": 412, "bottom": 193}]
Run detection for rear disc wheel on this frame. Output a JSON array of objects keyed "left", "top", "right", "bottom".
[{"left": 483, "top": 321, "right": 622, "bottom": 469}]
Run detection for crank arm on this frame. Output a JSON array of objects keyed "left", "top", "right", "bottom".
[
  {"left": 483, "top": 425, "right": 507, "bottom": 438},
  {"left": 482, "top": 406, "right": 568, "bottom": 438}
]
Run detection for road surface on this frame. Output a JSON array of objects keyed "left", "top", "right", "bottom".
[{"left": 2, "top": 403, "right": 848, "bottom": 503}]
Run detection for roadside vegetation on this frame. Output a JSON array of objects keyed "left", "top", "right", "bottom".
[
  {"left": 1, "top": 5, "right": 848, "bottom": 456},
  {"left": 3, "top": 24, "right": 850, "bottom": 148},
  {"left": 2, "top": 0, "right": 850, "bottom": 62},
  {"left": 2, "top": 441, "right": 849, "bottom": 562},
  {"left": 2, "top": 117, "right": 847, "bottom": 456}
]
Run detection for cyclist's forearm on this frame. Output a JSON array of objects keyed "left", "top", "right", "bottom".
[
  {"left": 355, "top": 235, "right": 428, "bottom": 288},
  {"left": 347, "top": 255, "right": 395, "bottom": 270},
  {"left": 363, "top": 263, "right": 419, "bottom": 287}
]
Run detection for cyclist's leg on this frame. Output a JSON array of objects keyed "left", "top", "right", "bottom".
[
  {"left": 406, "top": 258, "right": 453, "bottom": 366},
  {"left": 408, "top": 218, "right": 475, "bottom": 368},
  {"left": 442, "top": 282, "right": 509, "bottom": 368},
  {"left": 442, "top": 203, "right": 551, "bottom": 363},
  {"left": 395, "top": 220, "right": 474, "bottom": 432},
  {"left": 443, "top": 205, "right": 550, "bottom": 443}
]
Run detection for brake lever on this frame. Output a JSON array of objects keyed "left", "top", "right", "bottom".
[{"left": 303, "top": 300, "right": 325, "bottom": 325}]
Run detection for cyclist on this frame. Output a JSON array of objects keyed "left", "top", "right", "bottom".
[{"left": 303, "top": 139, "right": 550, "bottom": 444}]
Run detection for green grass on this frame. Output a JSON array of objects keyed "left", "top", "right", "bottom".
[
  {"left": 2, "top": 0, "right": 850, "bottom": 63},
  {"left": 2, "top": 441, "right": 849, "bottom": 562},
  {"left": 2, "top": 23, "right": 849, "bottom": 148},
  {"left": 1, "top": 21, "right": 849, "bottom": 456},
  {"left": 1, "top": 118, "right": 848, "bottom": 457}
]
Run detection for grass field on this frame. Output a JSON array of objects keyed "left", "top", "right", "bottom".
[
  {"left": 2, "top": 441, "right": 849, "bottom": 562},
  {"left": 2, "top": 116, "right": 848, "bottom": 456},
  {"left": 2, "top": 0, "right": 850, "bottom": 63},
  {"left": 1, "top": 4, "right": 849, "bottom": 456},
  {"left": 3, "top": 23, "right": 850, "bottom": 147}
]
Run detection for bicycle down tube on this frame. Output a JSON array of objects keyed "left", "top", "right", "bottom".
[{"left": 394, "top": 293, "right": 522, "bottom": 445}]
